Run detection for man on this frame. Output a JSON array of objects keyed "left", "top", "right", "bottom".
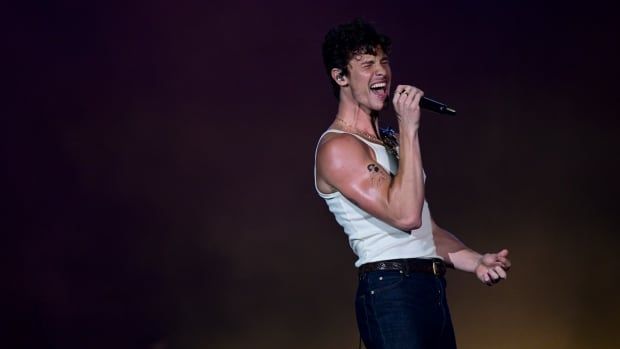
[{"left": 314, "top": 19, "right": 511, "bottom": 349}]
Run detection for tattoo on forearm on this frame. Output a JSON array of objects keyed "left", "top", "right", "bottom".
[{"left": 367, "top": 163, "right": 388, "bottom": 187}]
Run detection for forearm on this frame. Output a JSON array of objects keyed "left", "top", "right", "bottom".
[
  {"left": 433, "top": 223, "right": 482, "bottom": 272},
  {"left": 386, "top": 126, "right": 425, "bottom": 229},
  {"left": 446, "top": 249, "right": 483, "bottom": 273}
]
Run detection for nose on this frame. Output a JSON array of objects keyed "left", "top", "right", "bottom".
[{"left": 375, "top": 63, "right": 387, "bottom": 77}]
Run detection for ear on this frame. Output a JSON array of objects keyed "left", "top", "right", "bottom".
[{"left": 330, "top": 68, "right": 348, "bottom": 86}]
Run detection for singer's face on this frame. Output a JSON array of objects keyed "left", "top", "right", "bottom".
[{"left": 346, "top": 46, "right": 391, "bottom": 112}]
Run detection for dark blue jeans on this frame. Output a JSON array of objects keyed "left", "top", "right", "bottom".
[{"left": 355, "top": 270, "right": 457, "bottom": 349}]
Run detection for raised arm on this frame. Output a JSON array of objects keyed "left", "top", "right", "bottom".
[{"left": 316, "top": 85, "right": 426, "bottom": 231}]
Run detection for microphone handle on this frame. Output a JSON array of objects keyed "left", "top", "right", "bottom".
[{"left": 419, "top": 96, "right": 457, "bottom": 115}]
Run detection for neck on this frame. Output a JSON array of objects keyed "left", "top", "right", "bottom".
[{"left": 335, "top": 96, "right": 379, "bottom": 135}]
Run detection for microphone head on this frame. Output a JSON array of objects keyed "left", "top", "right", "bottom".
[
  {"left": 442, "top": 106, "right": 457, "bottom": 115},
  {"left": 419, "top": 96, "right": 457, "bottom": 115}
]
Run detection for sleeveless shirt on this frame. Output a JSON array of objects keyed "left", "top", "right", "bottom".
[{"left": 314, "top": 129, "right": 440, "bottom": 267}]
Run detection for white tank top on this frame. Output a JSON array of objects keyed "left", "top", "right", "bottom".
[{"left": 314, "top": 129, "right": 440, "bottom": 267}]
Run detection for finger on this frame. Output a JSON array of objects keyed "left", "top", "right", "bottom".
[
  {"left": 495, "top": 266, "right": 507, "bottom": 279},
  {"left": 488, "top": 271, "right": 503, "bottom": 285},
  {"left": 392, "top": 85, "right": 407, "bottom": 105},
  {"left": 397, "top": 89, "right": 412, "bottom": 110},
  {"left": 409, "top": 88, "right": 424, "bottom": 108},
  {"left": 484, "top": 275, "right": 493, "bottom": 286},
  {"left": 401, "top": 86, "right": 414, "bottom": 105},
  {"left": 488, "top": 268, "right": 500, "bottom": 281},
  {"left": 405, "top": 89, "right": 420, "bottom": 108},
  {"left": 403, "top": 88, "right": 418, "bottom": 107},
  {"left": 498, "top": 249, "right": 509, "bottom": 258},
  {"left": 497, "top": 256, "right": 511, "bottom": 270}
]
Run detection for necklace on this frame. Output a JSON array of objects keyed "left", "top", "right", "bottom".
[
  {"left": 333, "top": 118, "right": 400, "bottom": 160},
  {"left": 333, "top": 118, "right": 383, "bottom": 144}
]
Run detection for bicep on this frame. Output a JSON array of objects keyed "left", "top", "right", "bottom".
[{"left": 317, "top": 136, "right": 393, "bottom": 222}]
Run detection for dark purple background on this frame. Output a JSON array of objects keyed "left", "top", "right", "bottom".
[{"left": 6, "top": 1, "right": 619, "bottom": 348}]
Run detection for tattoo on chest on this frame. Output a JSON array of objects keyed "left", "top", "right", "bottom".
[{"left": 367, "top": 163, "right": 388, "bottom": 187}]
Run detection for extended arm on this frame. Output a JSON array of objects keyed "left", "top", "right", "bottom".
[{"left": 432, "top": 219, "right": 511, "bottom": 285}]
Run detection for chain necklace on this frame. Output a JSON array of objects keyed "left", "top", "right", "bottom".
[
  {"left": 332, "top": 118, "right": 400, "bottom": 160},
  {"left": 333, "top": 118, "right": 383, "bottom": 144}
]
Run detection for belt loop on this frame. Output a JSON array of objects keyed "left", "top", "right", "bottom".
[
  {"left": 432, "top": 259, "right": 444, "bottom": 277},
  {"left": 404, "top": 259, "right": 410, "bottom": 276}
]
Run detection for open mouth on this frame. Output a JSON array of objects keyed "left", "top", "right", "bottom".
[{"left": 370, "top": 82, "right": 388, "bottom": 98}]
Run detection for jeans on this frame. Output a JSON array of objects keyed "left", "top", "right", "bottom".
[{"left": 355, "top": 269, "right": 457, "bottom": 349}]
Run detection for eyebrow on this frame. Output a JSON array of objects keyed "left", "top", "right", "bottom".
[{"left": 356, "top": 54, "right": 388, "bottom": 65}]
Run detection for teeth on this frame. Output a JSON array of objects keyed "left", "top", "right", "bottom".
[{"left": 370, "top": 82, "right": 386, "bottom": 89}]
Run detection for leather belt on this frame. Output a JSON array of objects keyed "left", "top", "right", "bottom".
[{"left": 359, "top": 258, "right": 447, "bottom": 277}]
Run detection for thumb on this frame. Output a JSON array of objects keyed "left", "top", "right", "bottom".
[{"left": 498, "top": 249, "right": 509, "bottom": 257}]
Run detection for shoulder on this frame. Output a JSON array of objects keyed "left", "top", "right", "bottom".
[
  {"left": 316, "top": 131, "right": 379, "bottom": 193},
  {"left": 317, "top": 132, "right": 373, "bottom": 167}
]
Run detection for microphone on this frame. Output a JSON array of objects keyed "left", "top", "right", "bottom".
[{"left": 419, "top": 96, "right": 456, "bottom": 115}]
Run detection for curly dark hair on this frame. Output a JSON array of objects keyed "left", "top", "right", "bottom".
[{"left": 322, "top": 19, "right": 391, "bottom": 99}]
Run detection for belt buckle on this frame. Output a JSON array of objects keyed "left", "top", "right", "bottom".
[{"left": 432, "top": 260, "right": 441, "bottom": 276}]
